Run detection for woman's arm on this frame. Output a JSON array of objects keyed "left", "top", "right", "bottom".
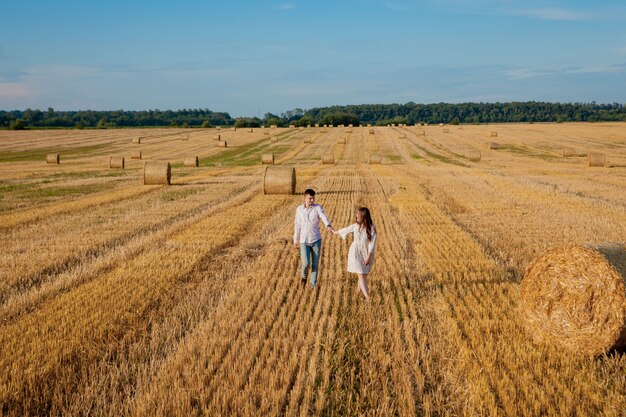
[{"left": 334, "top": 223, "right": 356, "bottom": 239}]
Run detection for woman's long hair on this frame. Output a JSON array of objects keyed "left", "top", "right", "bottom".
[{"left": 357, "top": 207, "right": 374, "bottom": 241}]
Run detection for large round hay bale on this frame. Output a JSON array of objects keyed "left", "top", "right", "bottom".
[
  {"left": 213, "top": 134, "right": 221, "bottom": 141},
  {"left": 270, "top": 136, "right": 279, "bottom": 143},
  {"left": 490, "top": 131, "right": 498, "bottom": 137},
  {"left": 439, "top": 123, "right": 444, "bottom": 127},
  {"left": 562, "top": 147, "right": 575, "bottom": 157},
  {"left": 588, "top": 152, "right": 606, "bottom": 167},
  {"left": 321, "top": 153, "right": 334, "bottom": 164},
  {"left": 231, "top": 127, "right": 237, "bottom": 131},
  {"left": 467, "top": 151, "right": 481, "bottom": 162},
  {"left": 314, "top": 124, "right": 319, "bottom": 128},
  {"left": 416, "top": 130, "right": 425, "bottom": 136},
  {"left": 217, "top": 141, "right": 228, "bottom": 148},
  {"left": 369, "top": 154, "right": 382, "bottom": 164},
  {"left": 443, "top": 128, "right": 449, "bottom": 133},
  {"left": 248, "top": 128, "right": 254, "bottom": 133},
  {"left": 489, "top": 142, "right": 500, "bottom": 150},
  {"left": 143, "top": 162, "right": 171, "bottom": 185},
  {"left": 132, "top": 137, "right": 141, "bottom": 144},
  {"left": 520, "top": 244, "right": 626, "bottom": 355},
  {"left": 321, "top": 129, "right": 327, "bottom": 133},
  {"left": 346, "top": 129, "right": 353, "bottom": 133},
  {"left": 182, "top": 135, "right": 189, "bottom": 141},
  {"left": 46, "top": 153, "right": 60, "bottom": 164},
  {"left": 184, "top": 156, "right": 199, "bottom": 167},
  {"left": 264, "top": 131, "right": 270, "bottom": 135},
  {"left": 369, "top": 128, "right": 375, "bottom": 134},
  {"left": 304, "top": 138, "right": 312, "bottom": 144},
  {"left": 216, "top": 126, "right": 221, "bottom": 131},
  {"left": 338, "top": 137, "right": 346, "bottom": 144},
  {"left": 299, "top": 126, "right": 304, "bottom": 130},
  {"left": 263, "top": 166, "right": 296, "bottom": 195},
  {"left": 270, "top": 125, "right": 277, "bottom": 129},
  {"left": 109, "top": 156, "right": 125, "bottom": 169},
  {"left": 348, "top": 124, "right": 353, "bottom": 128},
  {"left": 261, "top": 153, "right": 274, "bottom": 164},
  {"left": 131, "top": 151, "right": 142, "bottom": 160},
  {"left": 398, "top": 133, "right": 406, "bottom": 139}
]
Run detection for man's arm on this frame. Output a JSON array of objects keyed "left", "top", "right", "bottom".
[{"left": 317, "top": 205, "right": 334, "bottom": 233}]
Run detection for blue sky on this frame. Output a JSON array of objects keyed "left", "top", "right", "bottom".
[{"left": 1, "top": 0, "right": 625, "bottom": 116}]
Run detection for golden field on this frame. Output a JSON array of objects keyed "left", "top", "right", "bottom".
[{"left": 0, "top": 123, "right": 625, "bottom": 416}]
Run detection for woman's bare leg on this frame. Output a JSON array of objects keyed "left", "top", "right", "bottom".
[{"left": 358, "top": 274, "right": 370, "bottom": 300}]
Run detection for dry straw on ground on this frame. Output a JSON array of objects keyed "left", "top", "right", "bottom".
[
  {"left": 338, "top": 137, "right": 346, "bottom": 144},
  {"left": 467, "top": 151, "right": 481, "bottom": 162},
  {"left": 399, "top": 133, "right": 406, "bottom": 139},
  {"left": 270, "top": 136, "right": 279, "bottom": 143},
  {"left": 520, "top": 244, "right": 626, "bottom": 356},
  {"left": 369, "top": 154, "right": 382, "bottom": 164},
  {"left": 109, "top": 157, "right": 125, "bottom": 169},
  {"left": 321, "top": 153, "right": 334, "bottom": 164},
  {"left": 490, "top": 131, "right": 498, "bottom": 137},
  {"left": 588, "top": 152, "right": 606, "bottom": 167},
  {"left": 46, "top": 153, "right": 60, "bottom": 164},
  {"left": 562, "top": 147, "right": 575, "bottom": 157},
  {"left": 143, "top": 162, "right": 171, "bottom": 185},
  {"left": 182, "top": 135, "right": 189, "bottom": 141},
  {"left": 132, "top": 137, "right": 141, "bottom": 144},
  {"left": 261, "top": 154, "right": 274, "bottom": 165},
  {"left": 304, "top": 138, "right": 312, "bottom": 144},
  {"left": 183, "top": 156, "right": 199, "bottom": 167},
  {"left": 263, "top": 165, "right": 296, "bottom": 195},
  {"left": 443, "top": 128, "right": 449, "bottom": 133},
  {"left": 217, "top": 141, "right": 228, "bottom": 148},
  {"left": 489, "top": 142, "right": 500, "bottom": 150},
  {"left": 131, "top": 151, "right": 142, "bottom": 160},
  {"left": 213, "top": 134, "right": 221, "bottom": 141}
]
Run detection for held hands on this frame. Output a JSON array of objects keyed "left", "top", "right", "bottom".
[{"left": 327, "top": 225, "right": 336, "bottom": 234}]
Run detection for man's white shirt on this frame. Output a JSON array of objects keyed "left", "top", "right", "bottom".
[{"left": 293, "top": 204, "right": 331, "bottom": 244}]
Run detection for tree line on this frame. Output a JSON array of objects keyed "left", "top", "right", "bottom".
[{"left": 2, "top": 102, "right": 625, "bottom": 130}]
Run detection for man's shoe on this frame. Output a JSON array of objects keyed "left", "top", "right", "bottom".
[{"left": 301, "top": 278, "right": 307, "bottom": 287}]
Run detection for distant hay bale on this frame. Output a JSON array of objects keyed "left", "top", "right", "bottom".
[
  {"left": 562, "top": 147, "right": 575, "bottom": 157},
  {"left": 520, "top": 244, "right": 626, "bottom": 356},
  {"left": 46, "top": 153, "right": 60, "bottom": 164},
  {"left": 588, "top": 152, "right": 606, "bottom": 167},
  {"left": 248, "top": 128, "right": 254, "bottom": 133},
  {"left": 299, "top": 126, "right": 304, "bottom": 130},
  {"left": 338, "top": 137, "right": 346, "bottom": 144},
  {"left": 271, "top": 136, "right": 279, "bottom": 143},
  {"left": 416, "top": 130, "right": 425, "bottom": 136},
  {"left": 339, "top": 124, "right": 345, "bottom": 128},
  {"left": 307, "top": 124, "right": 311, "bottom": 128},
  {"left": 369, "top": 154, "right": 382, "bottom": 164},
  {"left": 321, "top": 153, "right": 334, "bottom": 164},
  {"left": 289, "top": 124, "right": 295, "bottom": 128},
  {"left": 184, "top": 156, "right": 199, "bottom": 167},
  {"left": 467, "top": 151, "right": 481, "bottom": 162},
  {"left": 490, "top": 131, "right": 498, "bottom": 137},
  {"left": 391, "top": 123, "right": 396, "bottom": 127},
  {"left": 321, "top": 129, "right": 327, "bottom": 133},
  {"left": 314, "top": 124, "right": 319, "bottom": 127},
  {"left": 304, "top": 138, "right": 312, "bottom": 144},
  {"left": 263, "top": 165, "right": 296, "bottom": 195},
  {"left": 231, "top": 127, "right": 237, "bottom": 131},
  {"left": 398, "top": 133, "right": 406, "bottom": 139},
  {"left": 143, "top": 161, "right": 171, "bottom": 185},
  {"left": 264, "top": 131, "right": 270, "bottom": 135},
  {"left": 271, "top": 125, "right": 277, "bottom": 129},
  {"left": 261, "top": 153, "right": 274, "bottom": 164},
  {"left": 217, "top": 141, "right": 228, "bottom": 148},
  {"left": 348, "top": 124, "right": 353, "bottom": 128},
  {"left": 367, "top": 124, "right": 372, "bottom": 127},
  {"left": 132, "top": 137, "right": 141, "bottom": 144},
  {"left": 369, "top": 128, "right": 375, "bottom": 134},
  {"left": 131, "top": 151, "right": 142, "bottom": 160},
  {"left": 216, "top": 126, "right": 221, "bottom": 131},
  {"left": 443, "top": 128, "right": 449, "bottom": 133},
  {"left": 109, "top": 156, "right": 125, "bottom": 169},
  {"left": 489, "top": 142, "right": 500, "bottom": 150},
  {"left": 439, "top": 123, "right": 444, "bottom": 127},
  {"left": 346, "top": 129, "right": 353, "bottom": 133},
  {"left": 213, "top": 134, "right": 221, "bottom": 141},
  {"left": 182, "top": 135, "right": 189, "bottom": 141}
]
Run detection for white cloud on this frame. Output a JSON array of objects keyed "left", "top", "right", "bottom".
[
  {"left": 275, "top": 3, "right": 296, "bottom": 10},
  {"left": 562, "top": 64, "right": 626, "bottom": 74},
  {"left": 0, "top": 81, "right": 36, "bottom": 99},
  {"left": 504, "top": 68, "right": 553, "bottom": 80},
  {"left": 509, "top": 7, "right": 595, "bottom": 21}
]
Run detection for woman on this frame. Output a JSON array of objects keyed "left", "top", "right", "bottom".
[{"left": 333, "top": 207, "right": 377, "bottom": 300}]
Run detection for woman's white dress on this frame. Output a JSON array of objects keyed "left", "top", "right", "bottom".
[{"left": 338, "top": 223, "right": 377, "bottom": 274}]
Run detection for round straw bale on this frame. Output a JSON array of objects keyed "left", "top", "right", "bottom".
[
  {"left": 217, "top": 141, "right": 228, "bottom": 148},
  {"left": 184, "top": 156, "right": 199, "bottom": 167},
  {"left": 398, "top": 133, "right": 406, "bottom": 139},
  {"left": 588, "top": 152, "right": 606, "bottom": 167},
  {"left": 443, "top": 128, "right": 449, "bottom": 133},
  {"left": 489, "top": 142, "right": 500, "bottom": 150},
  {"left": 321, "top": 153, "right": 334, "bottom": 164},
  {"left": 270, "top": 136, "right": 279, "bottom": 143},
  {"left": 271, "top": 125, "right": 277, "bottom": 129},
  {"left": 46, "top": 153, "right": 60, "bottom": 164},
  {"left": 216, "top": 126, "right": 221, "bottom": 131},
  {"left": 321, "top": 129, "right": 327, "bottom": 133},
  {"left": 562, "top": 147, "right": 575, "bottom": 157},
  {"left": 416, "top": 130, "right": 425, "bottom": 136},
  {"left": 490, "top": 131, "right": 498, "bottom": 137},
  {"left": 132, "top": 137, "right": 141, "bottom": 144},
  {"left": 369, "top": 128, "right": 375, "bottom": 134},
  {"left": 299, "top": 126, "right": 304, "bottom": 130},
  {"left": 263, "top": 166, "right": 296, "bottom": 195},
  {"left": 338, "top": 137, "right": 346, "bottom": 144},
  {"left": 520, "top": 244, "right": 626, "bottom": 355},
  {"left": 264, "top": 131, "right": 270, "bottom": 135},
  {"left": 182, "top": 135, "right": 189, "bottom": 141},
  {"left": 369, "top": 154, "right": 382, "bottom": 164},
  {"left": 261, "top": 153, "right": 275, "bottom": 164},
  {"left": 109, "top": 156, "right": 125, "bottom": 169},
  {"left": 304, "top": 138, "right": 312, "bottom": 144},
  {"left": 143, "top": 162, "right": 171, "bottom": 185},
  {"left": 348, "top": 124, "right": 353, "bottom": 128},
  {"left": 346, "top": 129, "right": 353, "bottom": 133},
  {"left": 249, "top": 128, "right": 254, "bottom": 133},
  {"left": 439, "top": 123, "right": 444, "bottom": 127},
  {"left": 213, "top": 134, "right": 221, "bottom": 141},
  {"left": 314, "top": 124, "right": 320, "bottom": 127},
  {"left": 307, "top": 124, "right": 311, "bottom": 128},
  {"left": 467, "top": 151, "right": 481, "bottom": 162},
  {"left": 131, "top": 151, "right": 142, "bottom": 160}
]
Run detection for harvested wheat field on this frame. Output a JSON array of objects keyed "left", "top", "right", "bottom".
[{"left": 1, "top": 123, "right": 625, "bottom": 416}]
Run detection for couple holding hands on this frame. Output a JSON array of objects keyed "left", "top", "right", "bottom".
[{"left": 293, "top": 188, "right": 377, "bottom": 301}]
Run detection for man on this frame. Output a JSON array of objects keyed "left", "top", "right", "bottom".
[{"left": 294, "top": 188, "right": 334, "bottom": 288}]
